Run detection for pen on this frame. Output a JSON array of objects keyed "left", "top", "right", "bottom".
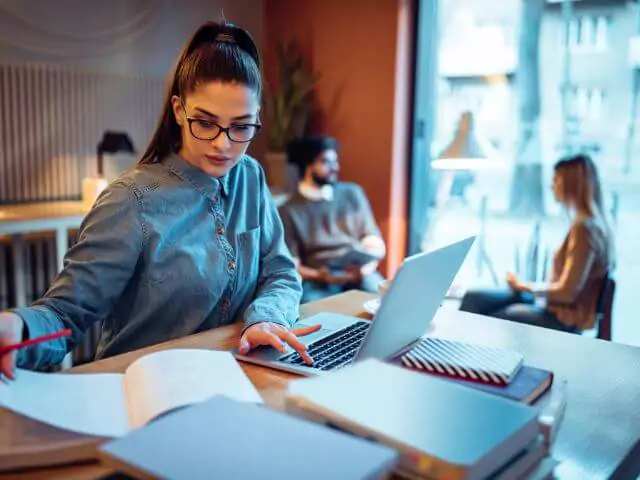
[{"left": 0, "top": 329, "right": 72, "bottom": 355}]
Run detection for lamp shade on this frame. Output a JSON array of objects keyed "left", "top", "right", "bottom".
[
  {"left": 432, "top": 111, "right": 501, "bottom": 171},
  {"left": 97, "top": 131, "right": 136, "bottom": 176}
]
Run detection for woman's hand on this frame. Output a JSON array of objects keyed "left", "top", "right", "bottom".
[
  {"left": 0, "top": 312, "right": 24, "bottom": 380},
  {"left": 506, "top": 272, "right": 532, "bottom": 293},
  {"left": 238, "top": 322, "right": 322, "bottom": 365}
]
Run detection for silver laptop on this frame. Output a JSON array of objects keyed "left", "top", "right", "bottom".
[{"left": 234, "top": 236, "right": 475, "bottom": 376}]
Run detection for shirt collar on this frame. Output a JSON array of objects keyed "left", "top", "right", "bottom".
[
  {"left": 163, "top": 153, "right": 230, "bottom": 200},
  {"left": 298, "top": 181, "right": 334, "bottom": 202}
]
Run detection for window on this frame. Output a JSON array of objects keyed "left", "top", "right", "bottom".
[
  {"left": 595, "top": 16, "right": 608, "bottom": 50},
  {"left": 425, "top": 1, "right": 638, "bottom": 348},
  {"left": 560, "top": 15, "right": 609, "bottom": 52},
  {"left": 564, "top": 86, "right": 605, "bottom": 121}
]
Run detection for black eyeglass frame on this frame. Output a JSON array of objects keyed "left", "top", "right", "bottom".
[{"left": 180, "top": 99, "right": 261, "bottom": 143}]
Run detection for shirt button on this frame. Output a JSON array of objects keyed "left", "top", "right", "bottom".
[
  {"left": 228, "top": 261, "right": 236, "bottom": 270},
  {"left": 217, "top": 226, "right": 225, "bottom": 235},
  {"left": 213, "top": 196, "right": 219, "bottom": 203},
  {"left": 222, "top": 298, "right": 231, "bottom": 308}
]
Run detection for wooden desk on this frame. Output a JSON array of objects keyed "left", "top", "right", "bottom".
[
  {"left": 0, "top": 201, "right": 89, "bottom": 308},
  {"left": 2, "top": 291, "right": 640, "bottom": 480}
]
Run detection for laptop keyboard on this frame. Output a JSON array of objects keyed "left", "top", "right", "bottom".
[{"left": 279, "top": 321, "right": 371, "bottom": 371}]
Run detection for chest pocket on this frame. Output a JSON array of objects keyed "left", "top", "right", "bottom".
[{"left": 234, "top": 227, "right": 261, "bottom": 287}]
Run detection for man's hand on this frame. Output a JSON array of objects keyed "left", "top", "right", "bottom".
[
  {"left": 361, "top": 235, "right": 386, "bottom": 259},
  {"left": 238, "top": 322, "right": 321, "bottom": 365},
  {"left": 360, "top": 261, "right": 379, "bottom": 277},
  {"left": 0, "top": 312, "right": 24, "bottom": 380},
  {"left": 342, "top": 265, "right": 364, "bottom": 284},
  {"left": 318, "top": 266, "right": 363, "bottom": 286}
]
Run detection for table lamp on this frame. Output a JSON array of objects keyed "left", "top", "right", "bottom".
[
  {"left": 431, "top": 111, "right": 502, "bottom": 285},
  {"left": 82, "top": 132, "right": 136, "bottom": 207}
]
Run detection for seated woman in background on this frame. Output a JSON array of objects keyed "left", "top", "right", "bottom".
[{"left": 459, "top": 154, "right": 614, "bottom": 333}]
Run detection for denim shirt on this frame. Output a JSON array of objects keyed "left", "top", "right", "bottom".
[{"left": 13, "top": 154, "right": 302, "bottom": 368}]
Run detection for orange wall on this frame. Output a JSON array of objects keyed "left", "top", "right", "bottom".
[{"left": 264, "top": 0, "right": 413, "bottom": 276}]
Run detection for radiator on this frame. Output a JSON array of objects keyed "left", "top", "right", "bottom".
[
  {"left": 0, "top": 233, "right": 99, "bottom": 365},
  {"left": 0, "top": 62, "right": 164, "bottom": 204}
]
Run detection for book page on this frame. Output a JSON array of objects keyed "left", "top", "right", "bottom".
[
  {"left": 123, "top": 349, "right": 263, "bottom": 429},
  {"left": 0, "top": 369, "right": 129, "bottom": 437}
]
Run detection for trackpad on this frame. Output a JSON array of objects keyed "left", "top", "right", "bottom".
[
  {"left": 294, "top": 313, "right": 361, "bottom": 346},
  {"left": 293, "top": 325, "right": 334, "bottom": 346}
]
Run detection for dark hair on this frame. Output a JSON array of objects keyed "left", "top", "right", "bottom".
[
  {"left": 139, "top": 22, "right": 261, "bottom": 164},
  {"left": 286, "top": 135, "right": 339, "bottom": 177}
]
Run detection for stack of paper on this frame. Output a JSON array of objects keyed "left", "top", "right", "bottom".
[{"left": 0, "top": 349, "right": 263, "bottom": 438}]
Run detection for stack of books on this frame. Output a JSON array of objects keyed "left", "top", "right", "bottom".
[{"left": 286, "top": 359, "right": 555, "bottom": 479}]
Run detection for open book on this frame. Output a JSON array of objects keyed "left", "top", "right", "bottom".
[{"left": 0, "top": 349, "right": 263, "bottom": 438}]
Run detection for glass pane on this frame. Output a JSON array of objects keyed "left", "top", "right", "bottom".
[
  {"left": 424, "top": 0, "right": 639, "bottom": 346},
  {"left": 576, "top": 87, "right": 589, "bottom": 119},
  {"left": 569, "top": 18, "right": 580, "bottom": 47},
  {"left": 589, "top": 89, "right": 603, "bottom": 121},
  {"left": 580, "top": 16, "right": 594, "bottom": 48},
  {"left": 596, "top": 16, "right": 608, "bottom": 50}
]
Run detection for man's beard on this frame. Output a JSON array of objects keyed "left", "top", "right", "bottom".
[{"left": 311, "top": 172, "right": 336, "bottom": 187}]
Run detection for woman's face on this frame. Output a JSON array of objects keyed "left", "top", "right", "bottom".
[
  {"left": 172, "top": 81, "right": 260, "bottom": 177},
  {"left": 552, "top": 171, "right": 565, "bottom": 204}
]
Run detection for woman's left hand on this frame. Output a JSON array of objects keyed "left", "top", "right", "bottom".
[{"left": 238, "top": 322, "right": 321, "bottom": 365}]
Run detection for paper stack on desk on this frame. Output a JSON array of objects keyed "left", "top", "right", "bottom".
[{"left": 0, "top": 348, "right": 263, "bottom": 438}]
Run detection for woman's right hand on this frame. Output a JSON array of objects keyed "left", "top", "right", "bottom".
[
  {"left": 0, "top": 312, "right": 24, "bottom": 380},
  {"left": 506, "top": 272, "right": 532, "bottom": 293}
]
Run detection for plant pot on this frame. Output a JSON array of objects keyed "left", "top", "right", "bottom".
[{"left": 264, "top": 151, "right": 299, "bottom": 194}]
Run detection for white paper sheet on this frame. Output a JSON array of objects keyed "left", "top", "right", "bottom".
[
  {"left": 0, "top": 349, "right": 262, "bottom": 438},
  {"left": 124, "top": 349, "right": 263, "bottom": 429},
  {"left": 0, "top": 369, "right": 129, "bottom": 438}
]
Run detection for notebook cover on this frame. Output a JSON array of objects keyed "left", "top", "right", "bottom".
[
  {"left": 394, "top": 362, "right": 554, "bottom": 405},
  {"left": 98, "top": 396, "right": 399, "bottom": 480},
  {"left": 392, "top": 338, "right": 524, "bottom": 385},
  {"left": 456, "top": 365, "right": 554, "bottom": 405}
]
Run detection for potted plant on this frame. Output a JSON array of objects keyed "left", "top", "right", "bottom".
[{"left": 264, "top": 39, "right": 321, "bottom": 193}]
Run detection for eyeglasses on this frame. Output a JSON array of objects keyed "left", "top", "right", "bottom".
[{"left": 180, "top": 100, "right": 261, "bottom": 143}]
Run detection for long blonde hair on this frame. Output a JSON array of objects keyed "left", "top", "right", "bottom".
[{"left": 554, "top": 154, "right": 615, "bottom": 267}]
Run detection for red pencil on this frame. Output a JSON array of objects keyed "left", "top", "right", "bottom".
[{"left": 0, "top": 329, "right": 72, "bottom": 355}]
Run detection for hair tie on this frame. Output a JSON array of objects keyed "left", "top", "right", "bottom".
[{"left": 215, "top": 33, "right": 236, "bottom": 44}]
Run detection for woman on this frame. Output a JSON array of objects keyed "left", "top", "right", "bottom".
[
  {"left": 0, "top": 21, "right": 317, "bottom": 379},
  {"left": 459, "top": 154, "right": 614, "bottom": 332}
]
